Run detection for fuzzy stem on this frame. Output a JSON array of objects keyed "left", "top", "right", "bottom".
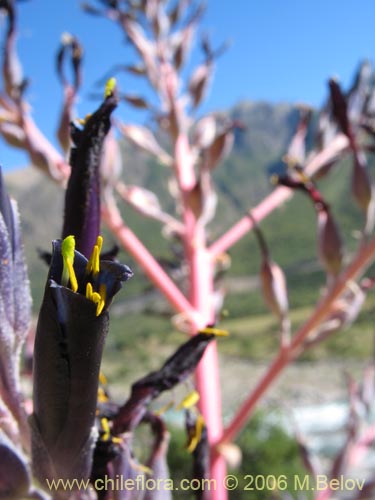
[{"left": 218, "top": 234, "right": 375, "bottom": 447}]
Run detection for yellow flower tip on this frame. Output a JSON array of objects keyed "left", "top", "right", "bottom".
[
  {"left": 186, "top": 435, "right": 199, "bottom": 453},
  {"left": 96, "top": 235, "right": 103, "bottom": 254},
  {"left": 186, "top": 414, "right": 205, "bottom": 453},
  {"left": 95, "top": 284, "right": 107, "bottom": 316},
  {"left": 176, "top": 390, "right": 200, "bottom": 410},
  {"left": 61, "top": 235, "right": 76, "bottom": 261},
  {"left": 101, "top": 418, "right": 110, "bottom": 441},
  {"left": 76, "top": 113, "right": 92, "bottom": 126},
  {"left": 86, "top": 282, "right": 105, "bottom": 316},
  {"left": 86, "top": 235, "right": 103, "bottom": 276},
  {"left": 61, "top": 235, "right": 78, "bottom": 292},
  {"left": 65, "top": 258, "right": 78, "bottom": 292},
  {"left": 86, "top": 282, "right": 93, "bottom": 300},
  {"left": 99, "top": 372, "right": 108, "bottom": 386},
  {"left": 98, "top": 387, "right": 109, "bottom": 403},
  {"left": 105, "top": 77, "right": 117, "bottom": 98},
  {"left": 199, "top": 327, "right": 229, "bottom": 337}
]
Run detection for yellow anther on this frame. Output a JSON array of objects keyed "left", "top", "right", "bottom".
[
  {"left": 186, "top": 414, "right": 205, "bottom": 453},
  {"left": 154, "top": 401, "right": 174, "bottom": 416},
  {"left": 112, "top": 437, "right": 122, "bottom": 444},
  {"left": 92, "top": 246, "right": 100, "bottom": 274},
  {"left": 77, "top": 114, "right": 92, "bottom": 126},
  {"left": 98, "top": 387, "right": 109, "bottom": 403},
  {"left": 86, "top": 282, "right": 105, "bottom": 316},
  {"left": 61, "top": 235, "right": 78, "bottom": 292},
  {"left": 96, "top": 298, "right": 105, "bottom": 317},
  {"left": 96, "top": 235, "right": 103, "bottom": 254},
  {"left": 176, "top": 390, "right": 200, "bottom": 410},
  {"left": 199, "top": 327, "right": 229, "bottom": 337},
  {"left": 86, "top": 282, "right": 93, "bottom": 300},
  {"left": 86, "top": 236, "right": 103, "bottom": 276},
  {"left": 99, "top": 372, "right": 108, "bottom": 385},
  {"left": 101, "top": 418, "right": 110, "bottom": 441},
  {"left": 105, "top": 77, "right": 116, "bottom": 98}
]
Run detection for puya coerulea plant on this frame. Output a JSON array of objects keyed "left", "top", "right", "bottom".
[{"left": 2, "top": 2, "right": 375, "bottom": 500}]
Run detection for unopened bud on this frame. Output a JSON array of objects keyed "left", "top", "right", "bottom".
[{"left": 317, "top": 206, "right": 343, "bottom": 276}]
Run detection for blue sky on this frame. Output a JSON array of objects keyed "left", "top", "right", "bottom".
[{"left": 2, "top": 0, "right": 375, "bottom": 168}]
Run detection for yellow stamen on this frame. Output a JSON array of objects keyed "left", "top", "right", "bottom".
[
  {"left": 199, "top": 327, "right": 229, "bottom": 337},
  {"left": 101, "top": 418, "right": 110, "bottom": 441},
  {"left": 112, "top": 437, "right": 122, "bottom": 444},
  {"left": 98, "top": 387, "right": 109, "bottom": 403},
  {"left": 186, "top": 414, "right": 205, "bottom": 453},
  {"left": 99, "top": 372, "right": 108, "bottom": 385},
  {"left": 270, "top": 174, "right": 279, "bottom": 186},
  {"left": 176, "top": 390, "right": 200, "bottom": 410},
  {"left": 86, "top": 236, "right": 103, "bottom": 276},
  {"left": 61, "top": 235, "right": 78, "bottom": 292},
  {"left": 96, "top": 298, "right": 105, "bottom": 317},
  {"left": 86, "top": 282, "right": 106, "bottom": 316},
  {"left": 105, "top": 77, "right": 116, "bottom": 98},
  {"left": 134, "top": 463, "right": 153, "bottom": 476}
]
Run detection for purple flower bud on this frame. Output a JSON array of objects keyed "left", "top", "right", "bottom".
[
  {"left": 62, "top": 90, "right": 118, "bottom": 258},
  {"left": 31, "top": 239, "right": 132, "bottom": 484}
]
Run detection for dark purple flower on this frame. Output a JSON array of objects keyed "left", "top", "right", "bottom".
[{"left": 31, "top": 237, "right": 132, "bottom": 484}]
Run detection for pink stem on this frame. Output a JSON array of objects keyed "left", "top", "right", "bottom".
[
  {"left": 209, "top": 185, "right": 292, "bottom": 259},
  {"left": 190, "top": 239, "right": 227, "bottom": 500},
  {"left": 209, "top": 134, "right": 349, "bottom": 259},
  {"left": 175, "top": 132, "right": 227, "bottom": 499},
  {"left": 218, "top": 233, "right": 375, "bottom": 446},
  {"left": 102, "top": 204, "right": 201, "bottom": 325}
]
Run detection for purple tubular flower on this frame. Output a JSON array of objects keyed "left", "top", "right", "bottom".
[
  {"left": 62, "top": 90, "right": 118, "bottom": 258},
  {"left": 113, "top": 333, "right": 215, "bottom": 435},
  {"left": 31, "top": 239, "right": 133, "bottom": 484}
]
